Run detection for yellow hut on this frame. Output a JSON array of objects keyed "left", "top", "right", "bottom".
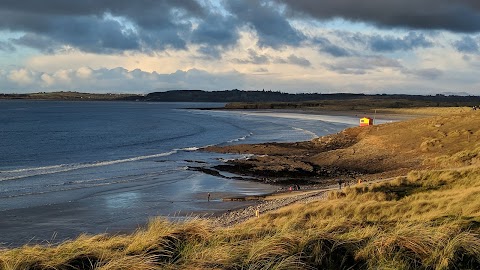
[{"left": 360, "top": 117, "right": 373, "bottom": 126}]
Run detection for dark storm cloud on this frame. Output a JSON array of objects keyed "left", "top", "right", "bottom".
[
  {"left": 408, "top": 68, "right": 444, "bottom": 80},
  {"left": 233, "top": 49, "right": 270, "bottom": 64},
  {"left": 225, "top": 0, "right": 305, "bottom": 48},
  {"left": 233, "top": 50, "right": 311, "bottom": 67},
  {"left": 277, "top": 0, "right": 480, "bottom": 32},
  {"left": 368, "top": 32, "right": 433, "bottom": 52},
  {"left": 190, "top": 12, "right": 240, "bottom": 58},
  {"left": 454, "top": 36, "right": 480, "bottom": 53},
  {"left": 254, "top": 68, "right": 269, "bottom": 73},
  {"left": 287, "top": 55, "right": 311, "bottom": 67},
  {"left": 325, "top": 54, "right": 444, "bottom": 80},
  {"left": 321, "top": 44, "right": 352, "bottom": 57},
  {"left": 314, "top": 37, "right": 352, "bottom": 57},
  {"left": 0, "top": 40, "right": 15, "bottom": 52},
  {"left": 312, "top": 32, "right": 431, "bottom": 59},
  {"left": 11, "top": 33, "right": 58, "bottom": 53},
  {"left": 191, "top": 13, "right": 239, "bottom": 47},
  {"left": 0, "top": 0, "right": 203, "bottom": 23},
  {"left": 196, "top": 46, "right": 222, "bottom": 59},
  {"left": 325, "top": 56, "right": 402, "bottom": 74},
  {"left": 0, "top": 0, "right": 308, "bottom": 55},
  {"left": 0, "top": 0, "right": 203, "bottom": 53},
  {"left": 327, "top": 31, "right": 434, "bottom": 56},
  {"left": 1, "top": 0, "right": 470, "bottom": 57}
]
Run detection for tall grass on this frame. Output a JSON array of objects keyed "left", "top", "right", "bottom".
[{"left": 1, "top": 167, "right": 479, "bottom": 269}]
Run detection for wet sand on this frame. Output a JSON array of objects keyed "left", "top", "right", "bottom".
[
  {"left": 210, "top": 176, "right": 396, "bottom": 227},
  {"left": 0, "top": 174, "right": 278, "bottom": 247},
  {"left": 0, "top": 194, "right": 261, "bottom": 247}
]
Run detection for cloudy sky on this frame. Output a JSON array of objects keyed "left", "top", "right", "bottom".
[{"left": 1, "top": 0, "right": 480, "bottom": 94}]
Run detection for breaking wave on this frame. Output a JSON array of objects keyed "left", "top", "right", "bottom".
[
  {"left": 292, "top": 127, "right": 318, "bottom": 138},
  {"left": 227, "top": 132, "right": 253, "bottom": 143},
  {"left": 0, "top": 150, "right": 179, "bottom": 182}
]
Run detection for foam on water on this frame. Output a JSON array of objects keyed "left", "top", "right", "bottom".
[
  {"left": 178, "top": 147, "right": 200, "bottom": 151},
  {"left": 292, "top": 127, "right": 318, "bottom": 138},
  {"left": 0, "top": 150, "right": 178, "bottom": 182},
  {"left": 227, "top": 132, "right": 253, "bottom": 143}
]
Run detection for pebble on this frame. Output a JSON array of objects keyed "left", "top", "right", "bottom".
[{"left": 210, "top": 189, "right": 330, "bottom": 227}]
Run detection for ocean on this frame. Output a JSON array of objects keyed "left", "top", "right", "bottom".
[{"left": 0, "top": 100, "right": 355, "bottom": 245}]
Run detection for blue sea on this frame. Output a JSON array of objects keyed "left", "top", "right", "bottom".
[{"left": 0, "top": 100, "right": 355, "bottom": 245}]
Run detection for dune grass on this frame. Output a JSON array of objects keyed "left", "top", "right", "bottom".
[
  {"left": 1, "top": 166, "right": 479, "bottom": 269},
  {"left": 376, "top": 107, "right": 472, "bottom": 116}
]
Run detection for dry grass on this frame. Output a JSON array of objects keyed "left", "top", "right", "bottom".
[
  {"left": 376, "top": 107, "right": 472, "bottom": 116},
  {"left": 207, "top": 110, "right": 480, "bottom": 183},
  {"left": 1, "top": 167, "right": 479, "bottom": 269}
]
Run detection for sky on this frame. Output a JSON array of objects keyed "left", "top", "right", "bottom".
[{"left": 1, "top": 0, "right": 480, "bottom": 95}]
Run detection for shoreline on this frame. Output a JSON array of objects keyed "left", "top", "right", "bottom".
[
  {"left": 192, "top": 107, "right": 455, "bottom": 226},
  {"left": 195, "top": 107, "right": 419, "bottom": 121},
  {"left": 210, "top": 188, "right": 334, "bottom": 226},
  {"left": 200, "top": 106, "right": 468, "bottom": 187},
  {"left": 0, "top": 106, "right": 454, "bottom": 247},
  {"left": 0, "top": 108, "right": 363, "bottom": 247},
  {"left": 208, "top": 175, "right": 391, "bottom": 227}
]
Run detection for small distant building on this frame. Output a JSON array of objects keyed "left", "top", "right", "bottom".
[{"left": 360, "top": 117, "right": 374, "bottom": 126}]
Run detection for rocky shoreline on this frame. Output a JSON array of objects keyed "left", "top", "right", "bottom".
[
  {"left": 197, "top": 108, "right": 480, "bottom": 229},
  {"left": 210, "top": 186, "right": 336, "bottom": 227},
  {"left": 207, "top": 175, "right": 392, "bottom": 227}
]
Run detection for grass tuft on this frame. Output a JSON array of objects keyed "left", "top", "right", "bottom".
[{"left": 1, "top": 168, "right": 479, "bottom": 269}]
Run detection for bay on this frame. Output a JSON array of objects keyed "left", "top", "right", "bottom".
[{"left": 0, "top": 100, "right": 353, "bottom": 246}]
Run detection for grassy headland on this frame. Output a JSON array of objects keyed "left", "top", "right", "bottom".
[
  {"left": 1, "top": 108, "right": 479, "bottom": 269},
  {"left": 223, "top": 97, "right": 480, "bottom": 111},
  {"left": 206, "top": 108, "right": 480, "bottom": 184}
]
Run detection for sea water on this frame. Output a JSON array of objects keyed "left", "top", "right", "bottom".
[{"left": 0, "top": 100, "right": 354, "bottom": 245}]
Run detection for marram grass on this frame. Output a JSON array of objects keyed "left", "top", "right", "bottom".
[{"left": 1, "top": 167, "right": 479, "bottom": 269}]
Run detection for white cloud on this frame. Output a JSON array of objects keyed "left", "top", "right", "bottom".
[
  {"left": 53, "top": 69, "right": 72, "bottom": 82},
  {"left": 76, "top": 67, "right": 93, "bottom": 79},
  {"left": 40, "top": 73, "right": 54, "bottom": 86},
  {"left": 8, "top": 68, "right": 34, "bottom": 85}
]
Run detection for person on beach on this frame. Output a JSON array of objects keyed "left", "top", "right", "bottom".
[
  {"left": 337, "top": 179, "right": 343, "bottom": 189},
  {"left": 207, "top": 192, "right": 211, "bottom": 202}
]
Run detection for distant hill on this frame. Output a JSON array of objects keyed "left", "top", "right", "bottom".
[
  {"left": 0, "top": 92, "right": 142, "bottom": 101},
  {"left": 145, "top": 89, "right": 311, "bottom": 102},
  {"left": 3, "top": 90, "right": 480, "bottom": 106},
  {"left": 145, "top": 90, "right": 480, "bottom": 106}
]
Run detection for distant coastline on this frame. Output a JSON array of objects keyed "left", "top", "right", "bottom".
[
  {"left": 0, "top": 91, "right": 142, "bottom": 101},
  {"left": 2, "top": 90, "right": 480, "bottom": 108}
]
